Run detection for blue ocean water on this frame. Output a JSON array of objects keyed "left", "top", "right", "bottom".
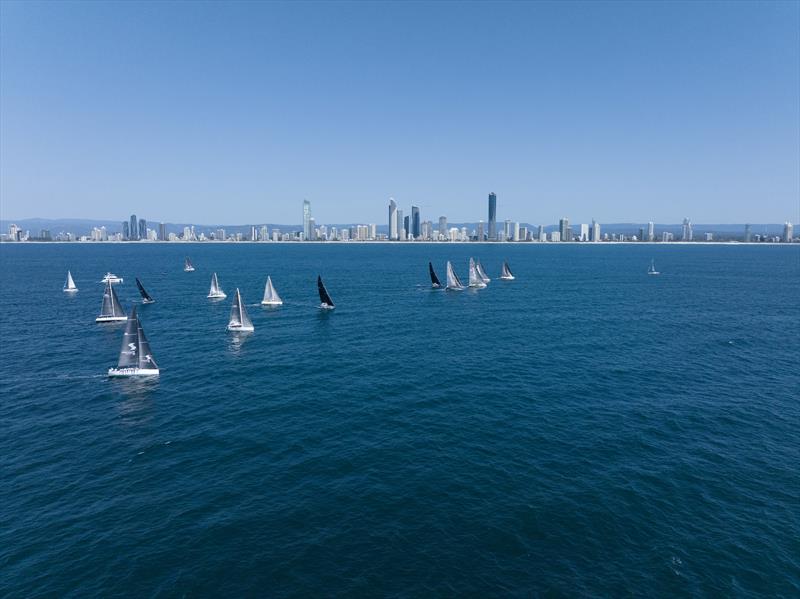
[{"left": 1, "top": 243, "right": 798, "bottom": 596}]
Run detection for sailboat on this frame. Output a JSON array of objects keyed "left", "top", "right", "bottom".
[
  {"left": 135, "top": 278, "right": 155, "bottom": 304},
  {"left": 184, "top": 257, "right": 195, "bottom": 272},
  {"left": 317, "top": 275, "right": 335, "bottom": 309},
  {"left": 429, "top": 262, "right": 442, "bottom": 288},
  {"left": 207, "top": 272, "right": 227, "bottom": 299},
  {"left": 475, "top": 260, "right": 491, "bottom": 283},
  {"left": 648, "top": 260, "right": 660, "bottom": 276},
  {"left": 468, "top": 258, "right": 487, "bottom": 288},
  {"left": 108, "top": 306, "right": 159, "bottom": 377},
  {"left": 63, "top": 270, "right": 78, "bottom": 293},
  {"left": 261, "top": 276, "right": 283, "bottom": 306},
  {"left": 227, "top": 288, "right": 254, "bottom": 331},
  {"left": 445, "top": 261, "right": 465, "bottom": 291},
  {"left": 499, "top": 261, "right": 515, "bottom": 280},
  {"left": 96, "top": 280, "right": 127, "bottom": 322}
]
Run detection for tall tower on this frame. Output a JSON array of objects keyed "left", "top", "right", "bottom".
[
  {"left": 129, "top": 214, "right": 138, "bottom": 241},
  {"left": 559, "top": 218, "right": 569, "bottom": 242},
  {"left": 745, "top": 224, "right": 752, "bottom": 242},
  {"left": 785, "top": 222, "right": 794, "bottom": 243},
  {"left": 682, "top": 218, "right": 692, "bottom": 241},
  {"left": 388, "top": 198, "right": 398, "bottom": 240},
  {"left": 139, "top": 218, "right": 147, "bottom": 240},
  {"left": 488, "top": 192, "right": 497, "bottom": 241},
  {"left": 303, "top": 200, "right": 311, "bottom": 240},
  {"left": 411, "top": 205, "right": 420, "bottom": 239}
]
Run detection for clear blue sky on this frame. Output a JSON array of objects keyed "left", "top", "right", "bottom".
[{"left": 1, "top": 0, "right": 798, "bottom": 225}]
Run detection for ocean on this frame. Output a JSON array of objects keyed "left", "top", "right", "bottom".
[{"left": 1, "top": 242, "right": 798, "bottom": 596}]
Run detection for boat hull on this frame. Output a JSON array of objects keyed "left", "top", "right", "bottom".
[
  {"left": 108, "top": 367, "right": 159, "bottom": 377},
  {"left": 227, "top": 324, "right": 254, "bottom": 332},
  {"left": 208, "top": 292, "right": 227, "bottom": 299},
  {"left": 142, "top": 299, "right": 156, "bottom": 304},
  {"left": 63, "top": 288, "right": 78, "bottom": 293},
  {"left": 261, "top": 300, "right": 283, "bottom": 306},
  {"left": 96, "top": 316, "right": 128, "bottom": 322},
  {"left": 319, "top": 303, "right": 335, "bottom": 310},
  {"left": 499, "top": 275, "right": 515, "bottom": 280},
  {"left": 184, "top": 267, "right": 195, "bottom": 272}
]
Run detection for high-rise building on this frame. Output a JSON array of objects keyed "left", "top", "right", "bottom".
[
  {"left": 129, "top": 214, "right": 138, "bottom": 240},
  {"left": 397, "top": 209, "right": 404, "bottom": 239},
  {"left": 308, "top": 217, "right": 316, "bottom": 241},
  {"left": 784, "top": 222, "right": 794, "bottom": 243},
  {"left": 122, "top": 221, "right": 129, "bottom": 240},
  {"left": 638, "top": 228, "right": 645, "bottom": 242},
  {"left": 411, "top": 205, "right": 420, "bottom": 239},
  {"left": 745, "top": 224, "right": 752, "bottom": 242},
  {"left": 504, "top": 219, "right": 512, "bottom": 240},
  {"left": 138, "top": 218, "right": 147, "bottom": 241},
  {"left": 477, "top": 221, "right": 485, "bottom": 241},
  {"left": 488, "top": 192, "right": 497, "bottom": 241},
  {"left": 579, "top": 223, "right": 589, "bottom": 241},
  {"left": 559, "top": 218, "right": 569, "bottom": 242},
  {"left": 682, "top": 218, "right": 693, "bottom": 241},
  {"left": 647, "top": 221, "right": 655, "bottom": 242},
  {"left": 591, "top": 220, "right": 601, "bottom": 242},
  {"left": 538, "top": 224, "right": 545, "bottom": 241},
  {"left": 513, "top": 222, "right": 520, "bottom": 241},
  {"left": 303, "top": 200, "right": 311, "bottom": 240},
  {"left": 388, "top": 198, "right": 398, "bottom": 240},
  {"left": 404, "top": 215, "right": 410, "bottom": 238},
  {"left": 438, "top": 216, "right": 447, "bottom": 239},
  {"left": 158, "top": 222, "right": 166, "bottom": 241},
  {"left": 550, "top": 231, "right": 561, "bottom": 242}
]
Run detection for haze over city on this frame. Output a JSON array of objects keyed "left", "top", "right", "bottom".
[{"left": 1, "top": 1, "right": 798, "bottom": 224}]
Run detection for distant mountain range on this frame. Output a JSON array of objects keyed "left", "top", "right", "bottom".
[{"left": 0, "top": 217, "right": 788, "bottom": 239}]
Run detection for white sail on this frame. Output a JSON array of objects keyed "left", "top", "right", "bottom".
[
  {"left": 228, "top": 288, "right": 254, "bottom": 331},
  {"left": 184, "top": 257, "right": 195, "bottom": 272},
  {"left": 96, "top": 280, "right": 127, "bottom": 322},
  {"left": 208, "top": 272, "right": 226, "bottom": 298},
  {"left": 108, "top": 306, "right": 159, "bottom": 376},
  {"left": 500, "top": 261, "right": 515, "bottom": 280},
  {"left": 261, "top": 276, "right": 283, "bottom": 305},
  {"left": 63, "top": 270, "right": 78, "bottom": 292},
  {"left": 648, "top": 260, "right": 660, "bottom": 275},
  {"left": 476, "top": 261, "right": 490, "bottom": 283},
  {"left": 446, "top": 261, "right": 464, "bottom": 290},
  {"left": 468, "top": 257, "right": 487, "bottom": 288}
]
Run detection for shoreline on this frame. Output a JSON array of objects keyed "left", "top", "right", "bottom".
[{"left": 2, "top": 240, "right": 795, "bottom": 246}]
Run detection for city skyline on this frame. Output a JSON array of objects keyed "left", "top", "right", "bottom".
[{"left": 1, "top": 2, "right": 798, "bottom": 224}]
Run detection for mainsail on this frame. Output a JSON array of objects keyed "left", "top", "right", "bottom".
[
  {"left": 64, "top": 270, "right": 77, "bottom": 292},
  {"left": 429, "top": 262, "right": 442, "bottom": 288},
  {"left": 262, "top": 276, "right": 283, "bottom": 305},
  {"left": 476, "top": 260, "right": 490, "bottom": 283},
  {"left": 184, "top": 257, "right": 195, "bottom": 271},
  {"left": 500, "top": 261, "right": 515, "bottom": 280},
  {"left": 317, "top": 275, "right": 335, "bottom": 308},
  {"left": 469, "top": 258, "right": 487, "bottom": 288},
  {"left": 228, "top": 288, "right": 254, "bottom": 330},
  {"left": 135, "top": 278, "right": 154, "bottom": 303},
  {"left": 116, "top": 306, "right": 159, "bottom": 370},
  {"left": 98, "top": 280, "right": 126, "bottom": 320},
  {"left": 208, "top": 273, "right": 226, "bottom": 298},
  {"left": 446, "top": 261, "right": 464, "bottom": 290}
]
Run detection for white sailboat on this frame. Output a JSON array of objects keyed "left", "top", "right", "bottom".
[
  {"left": 468, "top": 257, "right": 487, "bottom": 288},
  {"left": 227, "top": 288, "right": 254, "bottom": 331},
  {"left": 108, "top": 306, "right": 159, "bottom": 377},
  {"left": 63, "top": 270, "right": 78, "bottom": 293},
  {"left": 500, "top": 261, "right": 515, "bottom": 280},
  {"left": 648, "top": 260, "right": 660, "bottom": 276},
  {"left": 261, "top": 276, "right": 283, "bottom": 306},
  {"left": 445, "top": 261, "right": 465, "bottom": 291},
  {"left": 96, "top": 280, "right": 127, "bottom": 322},
  {"left": 184, "top": 257, "right": 195, "bottom": 272},
  {"left": 208, "top": 272, "right": 227, "bottom": 299},
  {"left": 475, "top": 260, "right": 491, "bottom": 283}
]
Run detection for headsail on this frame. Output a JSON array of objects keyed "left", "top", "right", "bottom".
[
  {"left": 64, "top": 270, "right": 77, "bottom": 292},
  {"left": 500, "top": 261, "right": 515, "bottom": 280},
  {"left": 228, "top": 288, "right": 254, "bottom": 330},
  {"left": 208, "top": 272, "right": 226, "bottom": 298},
  {"left": 429, "top": 262, "right": 442, "bottom": 288},
  {"left": 476, "top": 260, "right": 490, "bottom": 283},
  {"left": 135, "top": 278, "right": 154, "bottom": 303},
  {"left": 468, "top": 257, "right": 487, "bottom": 288},
  {"left": 446, "top": 261, "right": 464, "bottom": 290},
  {"left": 317, "top": 275, "right": 335, "bottom": 308},
  {"left": 97, "top": 280, "right": 126, "bottom": 321},
  {"left": 262, "top": 276, "right": 283, "bottom": 305}
]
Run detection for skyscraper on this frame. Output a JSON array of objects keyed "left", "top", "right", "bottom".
[
  {"left": 591, "top": 220, "right": 600, "bottom": 242},
  {"left": 745, "top": 224, "right": 752, "bottom": 242},
  {"left": 784, "top": 222, "right": 794, "bottom": 243},
  {"left": 158, "top": 222, "right": 166, "bottom": 241},
  {"left": 388, "top": 198, "right": 398, "bottom": 240},
  {"left": 129, "top": 214, "right": 138, "bottom": 241},
  {"left": 579, "top": 223, "right": 589, "bottom": 241},
  {"left": 411, "top": 205, "right": 420, "bottom": 239},
  {"left": 138, "top": 218, "right": 147, "bottom": 241},
  {"left": 438, "top": 216, "right": 447, "bottom": 239},
  {"left": 122, "top": 221, "right": 129, "bottom": 240},
  {"left": 538, "top": 224, "right": 545, "bottom": 241},
  {"left": 559, "top": 218, "right": 569, "bottom": 242},
  {"left": 303, "top": 200, "right": 311, "bottom": 240},
  {"left": 504, "top": 220, "right": 512, "bottom": 240},
  {"left": 682, "top": 218, "right": 693, "bottom": 241},
  {"left": 488, "top": 193, "right": 497, "bottom": 241},
  {"left": 647, "top": 221, "right": 655, "bottom": 242},
  {"left": 477, "top": 221, "right": 485, "bottom": 241},
  {"left": 403, "top": 215, "right": 410, "bottom": 238}
]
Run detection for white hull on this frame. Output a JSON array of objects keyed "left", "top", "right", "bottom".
[
  {"left": 142, "top": 299, "right": 155, "bottom": 304},
  {"left": 500, "top": 275, "right": 515, "bottom": 280},
  {"left": 63, "top": 288, "right": 78, "bottom": 293},
  {"left": 320, "top": 303, "right": 335, "bottom": 310},
  {"left": 208, "top": 292, "right": 227, "bottom": 299},
  {"left": 469, "top": 282, "right": 487, "bottom": 288},
  {"left": 227, "top": 324, "right": 254, "bottom": 332},
  {"left": 262, "top": 300, "right": 283, "bottom": 306},
  {"left": 108, "top": 367, "right": 159, "bottom": 377},
  {"left": 96, "top": 315, "right": 127, "bottom": 322},
  {"left": 648, "top": 272, "right": 660, "bottom": 276},
  {"left": 100, "top": 276, "right": 123, "bottom": 284},
  {"left": 184, "top": 267, "right": 195, "bottom": 272}
]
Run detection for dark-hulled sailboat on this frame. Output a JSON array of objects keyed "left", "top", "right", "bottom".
[
  {"left": 96, "top": 280, "right": 127, "bottom": 322},
  {"left": 317, "top": 275, "right": 335, "bottom": 310},
  {"left": 108, "top": 306, "right": 159, "bottom": 376},
  {"left": 135, "top": 278, "right": 155, "bottom": 304},
  {"left": 429, "top": 262, "right": 442, "bottom": 288}
]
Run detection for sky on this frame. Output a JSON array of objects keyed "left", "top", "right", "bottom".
[{"left": 1, "top": 1, "right": 798, "bottom": 225}]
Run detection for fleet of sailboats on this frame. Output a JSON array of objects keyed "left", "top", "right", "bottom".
[
  {"left": 227, "top": 288, "right": 254, "bottom": 332},
  {"left": 445, "top": 261, "right": 465, "bottom": 291},
  {"left": 63, "top": 271, "right": 78, "bottom": 293},
  {"left": 261, "top": 276, "right": 283, "bottom": 306},
  {"left": 468, "top": 258, "right": 487, "bottom": 288},
  {"left": 429, "top": 262, "right": 442, "bottom": 288},
  {"left": 208, "top": 273, "right": 227, "bottom": 299},
  {"left": 135, "top": 278, "right": 155, "bottom": 304},
  {"left": 318, "top": 276, "right": 335, "bottom": 309},
  {"left": 500, "top": 261, "right": 515, "bottom": 280},
  {"left": 184, "top": 257, "right": 195, "bottom": 272},
  {"left": 96, "top": 280, "right": 127, "bottom": 322},
  {"left": 108, "top": 306, "right": 159, "bottom": 377}
]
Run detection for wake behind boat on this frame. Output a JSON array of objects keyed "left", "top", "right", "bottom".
[
  {"left": 208, "top": 272, "right": 227, "bottom": 299},
  {"left": 468, "top": 258, "right": 487, "bottom": 288},
  {"left": 184, "top": 257, "right": 195, "bottom": 272},
  {"left": 429, "top": 262, "right": 442, "bottom": 288},
  {"left": 108, "top": 306, "right": 159, "bottom": 377},
  {"left": 135, "top": 278, "right": 155, "bottom": 304},
  {"left": 500, "top": 261, "right": 515, "bottom": 280},
  {"left": 227, "top": 288, "right": 254, "bottom": 331},
  {"left": 261, "top": 276, "right": 283, "bottom": 306},
  {"left": 63, "top": 270, "right": 78, "bottom": 293},
  {"left": 100, "top": 272, "right": 123, "bottom": 284},
  {"left": 96, "top": 280, "right": 127, "bottom": 322},
  {"left": 318, "top": 276, "right": 335, "bottom": 309},
  {"left": 445, "top": 261, "right": 465, "bottom": 291}
]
